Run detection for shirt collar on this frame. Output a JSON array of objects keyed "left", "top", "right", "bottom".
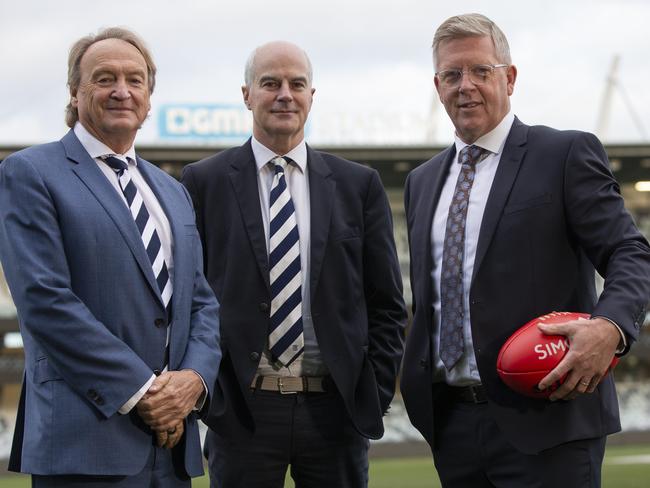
[
  {"left": 453, "top": 111, "right": 515, "bottom": 159},
  {"left": 74, "top": 122, "right": 137, "bottom": 165},
  {"left": 251, "top": 136, "right": 307, "bottom": 174}
]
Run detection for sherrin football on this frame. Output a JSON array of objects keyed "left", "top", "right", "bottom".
[{"left": 496, "top": 311, "right": 618, "bottom": 399}]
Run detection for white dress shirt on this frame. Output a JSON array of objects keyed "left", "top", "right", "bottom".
[
  {"left": 251, "top": 136, "right": 327, "bottom": 377},
  {"left": 430, "top": 112, "right": 515, "bottom": 386},
  {"left": 74, "top": 122, "right": 174, "bottom": 412}
]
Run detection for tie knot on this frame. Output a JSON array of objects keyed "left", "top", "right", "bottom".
[
  {"left": 459, "top": 145, "right": 488, "bottom": 167},
  {"left": 271, "top": 156, "right": 289, "bottom": 173},
  {"left": 102, "top": 155, "right": 129, "bottom": 174}
]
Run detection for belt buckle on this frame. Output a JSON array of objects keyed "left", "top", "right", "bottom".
[{"left": 278, "top": 377, "right": 297, "bottom": 395}]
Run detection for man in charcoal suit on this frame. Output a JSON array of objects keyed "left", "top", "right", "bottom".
[{"left": 181, "top": 41, "right": 406, "bottom": 488}]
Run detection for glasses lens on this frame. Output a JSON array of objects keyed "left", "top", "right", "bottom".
[
  {"left": 469, "top": 65, "right": 493, "bottom": 85},
  {"left": 439, "top": 70, "right": 461, "bottom": 86}
]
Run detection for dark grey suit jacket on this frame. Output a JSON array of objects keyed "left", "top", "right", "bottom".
[{"left": 182, "top": 139, "right": 406, "bottom": 441}]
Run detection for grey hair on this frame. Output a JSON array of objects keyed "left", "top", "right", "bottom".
[
  {"left": 66, "top": 26, "right": 156, "bottom": 128},
  {"left": 244, "top": 42, "right": 313, "bottom": 86},
  {"left": 432, "top": 13, "right": 511, "bottom": 68}
]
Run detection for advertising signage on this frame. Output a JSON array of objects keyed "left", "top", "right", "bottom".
[{"left": 159, "top": 104, "right": 252, "bottom": 142}]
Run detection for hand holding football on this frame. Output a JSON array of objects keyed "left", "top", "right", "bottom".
[{"left": 496, "top": 312, "right": 618, "bottom": 399}]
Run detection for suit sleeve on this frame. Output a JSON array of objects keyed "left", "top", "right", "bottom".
[
  {"left": 403, "top": 172, "right": 416, "bottom": 317},
  {"left": 564, "top": 132, "right": 650, "bottom": 349},
  {"left": 0, "top": 154, "right": 153, "bottom": 418},
  {"left": 177, "top": 182, "right": 221, "bottom": 401},
  {"left": 363, "top": 170, "right": 407, "bottom": 412}
]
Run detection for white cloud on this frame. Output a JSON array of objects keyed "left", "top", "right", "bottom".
[{"left": 2, "top": 0, "right": 649, "bottom": 145}]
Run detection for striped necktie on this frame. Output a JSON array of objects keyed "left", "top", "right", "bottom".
[
  {"left": 439, "top": 145, "right": 489, "bottom": 370},
  {"left": 102, "top": 155, "right": 172, "bottom": 370},
  {"left": 268, "top": 156, "right": 304, "bottom": 367}
]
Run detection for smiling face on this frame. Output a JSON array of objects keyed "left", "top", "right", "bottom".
[
  {"left": 435, "top": 35, "right": 516, "bottom": 144},
  {"left": 72, "top": 38, "right": 151, "bottom": 153},
  {"left": 242, "top": 42, "right": 314, "bottom": 155}
]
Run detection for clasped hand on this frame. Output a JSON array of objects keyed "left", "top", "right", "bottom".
[{"left": 136, "top": 369, "right": 204, "bottom": 448}]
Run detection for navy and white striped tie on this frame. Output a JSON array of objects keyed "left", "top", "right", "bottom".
[
  {"left": 103, "top": 156, "right": 172, "bottom": 370},
  {"left": 268, "top": 156, "right": 304, "bottom": 367}
]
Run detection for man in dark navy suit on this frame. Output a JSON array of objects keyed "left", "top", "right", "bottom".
[{"left": 401, "top": 13, "right": 650, "bottom": 488}]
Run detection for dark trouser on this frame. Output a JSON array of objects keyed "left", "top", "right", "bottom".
[
  {"left": 432, "top": 393, "right": 606, "bottom": 488},
  {"left": 206, "top": 388, "right": 369, "bottom": 488},
  {"left": 32, "top": 444, "right": 190, "bottom": 488}
]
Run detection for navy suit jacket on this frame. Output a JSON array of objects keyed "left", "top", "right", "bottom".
[
  {"left": 401, "top": 118, "right": 650, "bottom": 454},
  {"left": 0, "top": 130, "right": 222, "bottom": 476},
  {"left": 181, "top": 139, "right": 406, "bottom": 441}
]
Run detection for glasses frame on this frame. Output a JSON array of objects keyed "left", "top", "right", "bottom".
[{"left": 435, "top": 64, "right": 509, "bottom": 87}]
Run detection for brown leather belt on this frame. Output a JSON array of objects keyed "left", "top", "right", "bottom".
[{"left": 250, "top": 375, "right": 327, "bottom": 394}]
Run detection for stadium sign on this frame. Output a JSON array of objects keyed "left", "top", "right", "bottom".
[{"left": 158, "top": 104, "right": 252, "bottom": 141}]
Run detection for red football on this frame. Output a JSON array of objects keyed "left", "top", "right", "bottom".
[{"left": 496, "top": 311, "right": 618, "bottom": 399}]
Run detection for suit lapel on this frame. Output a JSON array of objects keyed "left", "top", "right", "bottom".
[
  {"left": 228, "top": 141, "right": 270, "bottom": 288},
  {"left": 472, "top": 119, "right": 528, "bottom": 282},
  {"left": 415, "top": 146, "right": 455, "bottom": 315},
  {"left": 63, "top": 131, "right": 163, "bottom": 302},
  {"left": 306, "top": 147, "right": 335, "bottom": 300}
]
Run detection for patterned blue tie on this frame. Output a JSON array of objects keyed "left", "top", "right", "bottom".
[
  {"left": 103, "top": 156, "right": 172, "bottom": 369},
  {"left": 439, "top": 145, "right": 488, "bottom": 370},
  {"left": 268, "top": 156, "right": 304, "bottom": 367}
]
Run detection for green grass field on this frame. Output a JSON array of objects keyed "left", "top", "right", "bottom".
[{"left": 2, "top": 443, "right": 649, "bottom": 487}]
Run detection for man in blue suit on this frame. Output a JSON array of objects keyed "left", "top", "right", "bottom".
[
  {"left": 0, "top": 27, "right": 221, "bottom": 487},
  {"left": 401, "top": 13, "right": 650, "bottom": 488}
]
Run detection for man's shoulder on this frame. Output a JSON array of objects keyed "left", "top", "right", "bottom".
[
  {"left": 409, "top": 145, "right": 453, "bottom": 178},
  {"left": 137, "top": 156, "right": 182, "bottom": 187},
  {"left": 310, "top": 148, "right": 376, "bottom": 178},
  {"left": 185, "top": 145, "right": 249, "bottom": 175},
  {"left": 3, "top": 140, "right": 64, "bottom": 165},
  {"left": 522, "top": 122, "right": 599, "bottom": 146}
]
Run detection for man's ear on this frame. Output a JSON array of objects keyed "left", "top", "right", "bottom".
[
  {"left": 242, "top": 86, "right": 251, "bottom": 109},
  {"left": 506, "top": 65, "right": 517, "bottom": 96}
]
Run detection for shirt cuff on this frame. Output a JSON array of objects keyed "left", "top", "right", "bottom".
[
  {"left": 186, "top": 369, "right": 208, "bottom": 411},
  {"left": 593, "top": 315, "right": 627, "bottom": 354},
  {"left": 119, "top": 374, "right": 156, "bottom": 414}
]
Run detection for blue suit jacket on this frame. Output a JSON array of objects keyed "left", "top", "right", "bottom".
[
  {"left": 401, "top": 118, "right": 650, "bottom": 454},
  {"left": 0, "top": 130, "right": 221, "bottom": 476}
]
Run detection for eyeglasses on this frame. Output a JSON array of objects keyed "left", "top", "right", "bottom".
[{"left": 435, "top": 64, "right": 509, "bottom": 88}]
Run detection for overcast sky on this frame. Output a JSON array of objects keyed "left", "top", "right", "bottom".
[{"left": 2, "top": 0, "right": 649, "bottom": 146}]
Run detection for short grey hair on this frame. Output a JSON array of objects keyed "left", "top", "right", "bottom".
[
  {"left": 243, "top": 42, "right": 313, "bottom": 87},
  {"left": 432, "top": 13, "right": 511, "bottom": 68}
]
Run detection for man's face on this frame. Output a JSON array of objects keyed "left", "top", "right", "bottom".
[
  {"left": 434, "top": 36, "right": 516, "bottom": 144},
  {"left": 242, "top": 43, "right": 314, "bottom": 151},
  {"left": 72, "top": 38, "right": 151, "bottom": 149}
]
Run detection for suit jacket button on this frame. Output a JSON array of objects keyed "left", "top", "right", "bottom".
[
  {"left": 154, "top": 318, "right": 165, "bottom": 327},
  {"left": 249, "top": 352, "right": 260, "bottom": 362},
  {"left": 153, "top": 369, "right": 162, "bottom": 376},
  {"left": 259, "top": 302, "right": 269, "bottom": 312},
  {"left": 87, "top": 389, "right": 99, "bottom": 400},
  {"left": 419, "top": 359, "right": 427, "bottom": 368}
]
